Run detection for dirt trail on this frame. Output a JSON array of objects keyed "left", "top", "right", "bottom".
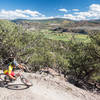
[{"left": 0, "top": 71, "right": 100, "bottom": 100}]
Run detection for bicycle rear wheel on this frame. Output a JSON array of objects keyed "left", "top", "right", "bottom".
[
  {"left": 0, "top": 73, "right": 6, "bottom": 81},
  {"left": 0, "top": 73, "right": 9, "bottom": 87}
]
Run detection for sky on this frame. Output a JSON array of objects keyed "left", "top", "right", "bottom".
[{"left": 0, "top": 0, "right": 100, "bottom": 20}]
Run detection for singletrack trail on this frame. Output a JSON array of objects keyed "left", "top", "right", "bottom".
[{"left": 0, "top": 70, "right": 100, "bottom": 100}]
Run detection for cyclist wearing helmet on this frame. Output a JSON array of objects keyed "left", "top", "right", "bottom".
[{"left": 3, "top": 55, "right": 25, "bottom": 80}]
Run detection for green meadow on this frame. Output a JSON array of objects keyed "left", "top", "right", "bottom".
[{"left": 44, "top": 32, "right": 90, "bottom": 43}]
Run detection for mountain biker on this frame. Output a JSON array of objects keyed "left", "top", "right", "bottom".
[{"left": 3, "top": 55, "right": 25, "bottom": 81}]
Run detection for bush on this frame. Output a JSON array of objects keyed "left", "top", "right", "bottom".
[{"left": 67, "top": 33, "right": 100, "bottom": 85}]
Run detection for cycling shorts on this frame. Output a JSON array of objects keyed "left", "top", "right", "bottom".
[{"left": 4, "top": 70, "right": 15, "bottom": 76}]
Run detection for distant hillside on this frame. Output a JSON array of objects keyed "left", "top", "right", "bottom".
[
  {"left": 11, "top": 18, "right": 100, "bottom": 34},
  {"left": 11, "top": 18, "right": 72, "bottom": 24},
  {"left": 11, "top": 18, "right": 72, "bottom": 31},
  {"left": 12, "top": 18, "right": 100, "bottom": 27}
]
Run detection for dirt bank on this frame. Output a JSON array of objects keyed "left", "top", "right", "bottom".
[{"left": 0, "top": 70, "right": 100, "bottom": 100}]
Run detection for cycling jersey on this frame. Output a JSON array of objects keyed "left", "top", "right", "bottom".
[
  {"left": 4, "top": 64, "right": 14, "bottom": 76},
  {"left": 4, "top": 59, "right": 19, "bottom": 76}
]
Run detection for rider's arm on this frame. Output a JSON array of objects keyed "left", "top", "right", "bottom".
[
  {"left": 13, "top": 59, "right": 25, "bottom": 69},
  {"left": 18, "top": 64, "right": 25, "bottom": 69}
]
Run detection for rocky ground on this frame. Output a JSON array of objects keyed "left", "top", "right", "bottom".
[{"left": 0, "top": 70, "right": 100, "bottom": 100}]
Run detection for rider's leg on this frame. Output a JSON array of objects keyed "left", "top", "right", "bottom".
[
  {"left": 3, "top": 71, "right": 15, "bottom": 84},
  {"left": 9, "top": 72, "right": 16, "bottom": 82}
]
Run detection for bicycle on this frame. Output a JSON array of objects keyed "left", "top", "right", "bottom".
[{"left": 0, "top": 68, "right": 33, "bottom": 90}]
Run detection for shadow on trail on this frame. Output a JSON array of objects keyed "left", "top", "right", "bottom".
[{"left": 67, "top": 77, "right": 100, "bottom": 93}]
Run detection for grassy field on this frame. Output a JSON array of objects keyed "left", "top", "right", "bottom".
[{"left": 43, "top": 32, "right": 90, "bottom": 43}]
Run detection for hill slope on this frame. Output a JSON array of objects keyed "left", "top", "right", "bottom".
[{"left": 0, "top": 70, "right": 100, "bottom": 100}]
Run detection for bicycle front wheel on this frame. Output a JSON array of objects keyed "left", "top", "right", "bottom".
[{"left": 20, "top": 75, "right": 33, "bottom": 86}]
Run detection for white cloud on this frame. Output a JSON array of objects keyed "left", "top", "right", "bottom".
[
  {"left": 1, "top": 4, "right": 100, "bottom": 20},
  {"left": 72, "top": 9, "right": 79, "bottom": 11},
  {"left": 58, "top": 8, "right": 68, "bottom": 12},
  {"left": 89, "top": 4, "right": 100, "bottom": 12},
  {"left": 64, "top": 14, "right": 86, "bottom": 20},
  {"left": 64, "top": 4, "right": 100, "bottom": 20},
  {"left": 0, "top": 9, "right": 45, "bottom": 19}
]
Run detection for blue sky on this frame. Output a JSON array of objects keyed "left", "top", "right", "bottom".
[{"left": 0, "top": 0, "right": 100, "bottom": 20}]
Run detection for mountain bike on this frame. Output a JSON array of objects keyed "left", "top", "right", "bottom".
[{"left": 0, "top": 68, "right": 33, "bottom": 90}]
